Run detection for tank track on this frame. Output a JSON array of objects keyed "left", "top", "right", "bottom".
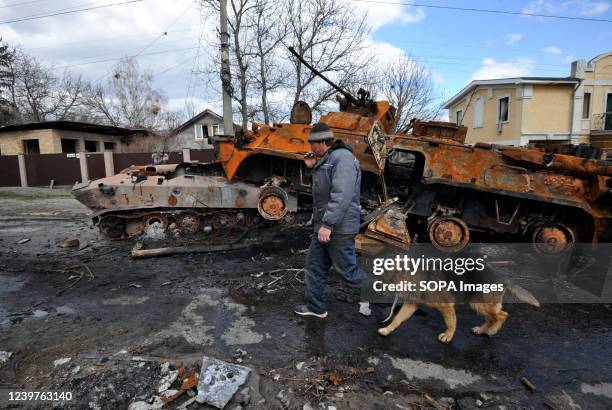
[{"left": 97, "top": 208, "right": 309, "bottom": 240}]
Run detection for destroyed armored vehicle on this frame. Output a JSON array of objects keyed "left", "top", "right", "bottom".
[
  {"left": 71, "top": 91, "right": 393, "bottom": 240},
  {"left": 73, "top": 49, "right": 612, "bottom": 254},
  {"left": 364, "top": 127, "right": 612, "bottom": 255}
]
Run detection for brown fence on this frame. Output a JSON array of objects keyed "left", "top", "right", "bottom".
[
  {"left": 1, "top": 149, "right": 215, "bottom": 187},
  {"left": 190, "top": 149, "right": 216, "bottom": 163},
  {"left": 24, "top": 153, "right": 81, "bottom": 186},
  {"left": 0, "top": 155, "right": 21, "bottom": 186},
  {"left": 86, "top": 153, "right": 106, "bottom": 180}
]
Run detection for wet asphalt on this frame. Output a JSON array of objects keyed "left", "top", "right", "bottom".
[{"left": 1, "top": 189, "right": 612, "bottom": 409}]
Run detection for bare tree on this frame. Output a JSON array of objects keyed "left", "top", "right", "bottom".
[
  {"left": 249, "top": 0, "right": 286, "bottom": 124},
  {"left": 199, "top": 0, "right": 257, "bottom": 130},
  {"left": 2, "top": 49, "right": 86, "bottom": 124},
  {"left": 0, "top": 38, "right": 14, "bottom": 123},
  {"left": 83, "top": 58, "right": 167, "bottom": 129},
  {"left": 284, "top": 0, "right": 371, "bottom": 114},
  {"left": 378, "top": 56, "right": 442, "bottom": 132}
]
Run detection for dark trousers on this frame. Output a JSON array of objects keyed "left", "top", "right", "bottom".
[{"left": 304, "top": 233, "right": 364, "bottom": 314}]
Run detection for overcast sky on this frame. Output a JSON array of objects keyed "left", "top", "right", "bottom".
[{"left": 1, "top": 0, "right": 611, "bottom": 116}]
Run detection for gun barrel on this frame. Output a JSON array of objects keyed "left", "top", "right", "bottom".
[{"left": 288, "top": 46, "right": 360, "bottom": 107}]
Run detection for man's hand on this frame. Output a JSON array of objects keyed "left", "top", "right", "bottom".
[
  {"left": 304, "top": 152, "right": 316, "bottom": 168},
  {"left": 317, "top": 226, "right": 332, "bottom": 243}
]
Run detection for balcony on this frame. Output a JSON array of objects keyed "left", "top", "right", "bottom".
[{"left": 591, "top": 112, "right": 612, "bottom": 135}]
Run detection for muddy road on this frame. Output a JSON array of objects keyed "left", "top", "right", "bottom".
[{"left": 1, "top": 188, "right": 612, "bottom": 409}]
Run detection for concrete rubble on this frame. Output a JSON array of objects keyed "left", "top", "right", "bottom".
[
  {"left": 157, "top": 362, "right": 179, "bottom": 393},
  {"left": 53, "top": 357, "right": 71, "bottom": 367},
  {"left": 144, "top": 222, "right": 166, "bottom": 241},
  {"left": 196, "top": 356, "right": 251, "bottom": 408},
  {"left": 0, "top": 350, "right": 13, "bottom": 363}
]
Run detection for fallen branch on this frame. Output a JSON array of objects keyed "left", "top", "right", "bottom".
[
  {"left": 266, "top": 274, "right": 287, "bottom": 288},
  {"left": 56, "top": 272, "right": 84, "bottom": 296},
  {"left": 81, "top": 263, "right": 95, "bottom": 280},
  {"left": 130, "top": 242, "right": 250, "bottom": 258}
]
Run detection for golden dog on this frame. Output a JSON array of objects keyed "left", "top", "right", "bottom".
[{"left": 376, "top": 271, "right": 508, "bottom": 343}]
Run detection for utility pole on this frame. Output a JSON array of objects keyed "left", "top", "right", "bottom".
[{"left": 219, "top": 0, "right": 235, "bottom": 136}]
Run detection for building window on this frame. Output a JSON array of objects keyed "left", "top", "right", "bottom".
[
  {"left": 473, "top": 97, "right": 484, "bottom": 128},
  {"left": 212, "top": 123, "right": 224, "bottom": 135},
  {"left": 104, "top": 142, "right": 115, "bottom": 151},
  {"left": 582, "top": 92, "right": 591, "bottom": 119},
  {"left": 61, "top": 138, "right": 77, "bottom": 153},
  {"left": 23, "top": 139, "right": 40, "bottom": 154},
  {"left": 195, "top": 124, "right": 211, "bottom": 142},
  {"left": 194, "top": 124, "right": 204, "bottom": 140},
  {"left": 497, "top": 96, "right": 510, "bottom": 123},
  {"left": 455, "top": 110, "right": 463, "bottom": 126},
  {"left": 84, "top": 140, "right": 98, "bottom": 152}
]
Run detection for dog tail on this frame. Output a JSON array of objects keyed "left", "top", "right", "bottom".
[
  {"left": 507, "top": 283, "right": 541, "bottom": 309},
  {"left": 380, "top": 294, "right": 398, "bottom": 324}
]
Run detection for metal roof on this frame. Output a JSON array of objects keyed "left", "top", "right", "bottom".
[{"left": 0, "top": 120, "right": 148, "bottom": 136}]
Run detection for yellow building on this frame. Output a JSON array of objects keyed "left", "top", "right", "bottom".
[{"left": 443, "top": 52, "right": 612, "bottom": 156}]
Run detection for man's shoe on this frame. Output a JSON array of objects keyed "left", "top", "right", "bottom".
[{"left": 294, "top": 305, "right": 328, "bottom": 318}]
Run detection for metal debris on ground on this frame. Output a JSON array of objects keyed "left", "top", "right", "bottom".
[
  {"left": 161, "top": 367, "right": 198, "bottom": 404},
  {"left": 250, "top": 268, "right": 305, "bottom": 293},
  {"left": 233, "top": 348, "right": 247, "bottom": 363},
  {"left": 400, "top": 380, "right": 450, "bottom": 410},
  {"left": 16, "top": 238, "right": 30, "bottom": 244},
  {"left": 196, "top": 356, "right": 251, "bottom": 408},
  {"left": 56, "top": 264, "right": 95, "bottom": 296},
  {"left": 60, "top": 236, "right": 80, "bottom": 248},
  {"left": 521, "top": 377, "right": 537, "bottom": 391}
]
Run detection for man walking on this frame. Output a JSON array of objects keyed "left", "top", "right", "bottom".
[{"left": 294, "top": 122, "right": 370, "bottom": 318}]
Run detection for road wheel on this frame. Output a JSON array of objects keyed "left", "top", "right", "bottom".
[
  {"left": 99, "top": 215, "right": 125, "bottom": 239},
  {"left": 176, "top": 213, "right": 201, "bottom": 235}
]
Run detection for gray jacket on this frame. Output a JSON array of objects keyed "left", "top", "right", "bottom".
[{"left": 311, "top": 140, "right": 361, "bottom": 235}]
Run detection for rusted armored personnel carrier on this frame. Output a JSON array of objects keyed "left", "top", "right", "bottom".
[
  {"left": 73, "top": 49, "right": 612, "bottom": 254},
  {"left": 363, "top": 128, "right": 612, "bottom": 255},
  {"left": 71, "top": 90, "right": 393, "bottom": 239}
]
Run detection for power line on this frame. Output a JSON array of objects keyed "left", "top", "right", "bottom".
[
  {"left": 0, "top": 0, "right": 143, "bottom": 25},
  {"left": 27, "top": 28, "right": 195, "bottom": 51},
  {"left": 133, "top": 2, "right": 192, "bottom": 58},
  {"left": 154, "top": 54, "right": 197, "bottom": 77},
  {"left": 185, "top": 13, "right": 205, "bottom": 105},
  {"left": 0, "top": 0, "right": 48, "bottom": 9},
  {"left": 57, "top": 34, "right": 198, "bottom": 64},
  {"left": 57, "top": 46, "right": 200, "bottom": 68},
  {"left": 91, "top": 1, "right": 193, "bottom": 82},
  {"left": 350, "top": 0, "right": 612, "bottom": 23}
]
